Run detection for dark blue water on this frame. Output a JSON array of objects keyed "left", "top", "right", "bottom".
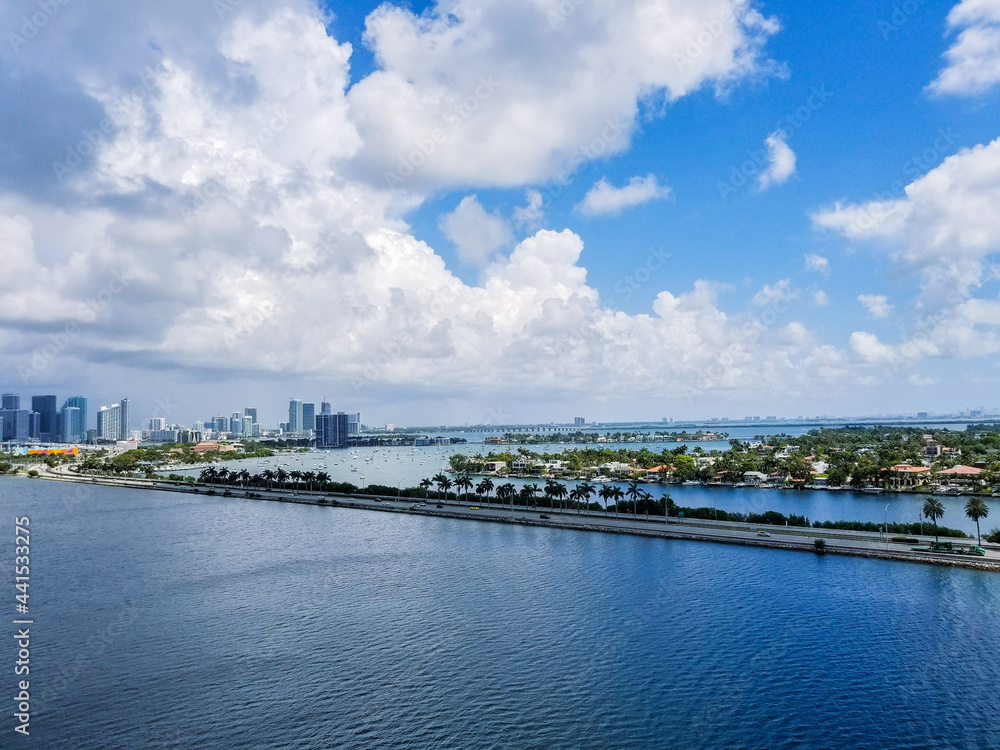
[{"left": 3, "top": 477, "right": 1000, "bottom": 749}]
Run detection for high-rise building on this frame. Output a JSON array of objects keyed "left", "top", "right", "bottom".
[
  {"left": 63, "top": 397, "right": 88, "bottom": 436},
  {"left": 302, "top": 403, "right": 316, "bottom": 434},
  {"left": 1, "top": 394, "right": 20, "bottom": 410},
  {"left": 193, "top": 421, "right": 204, "bottom": 434},
  {"left": 0, "top": 409, "right": 31, "bottom": 442},
  {"left": 320, "top": 401, "right": 332, "bottom": 415},
  {"left": 244, "top": 407, "right": 257, "bottom": 424},
  {"left": 288, "top": 399, "right": 303, "bottom": 435},
  {"left": 149, "top": 417, "right": 167, "bottom": 432},
  {"left": 241, "top": 416, "right": 253, "bottom": 438},
  {"left": 315, "top": 412, "right": 349, "bottom": 448},
  {"left": 60, "top": 406, "right": 84, "bottom": 443},
  {"left": 28, "top": 411, "right": 41, "bottom": 440},
  {"left": 119, "top": 398, "right": 131, "bottom": 440},
  {"left": 574, "top": 417, "right": 585, "bottom": 427},
  {"left": 347, "top": 412, "right": 361, "bottom": 435},
  {"left": 32, "top": 396, "right": 59, "bottom": 442},
  {"left": 231, "top": 412, "right": 242, "bottom": 435},
  {"left": 213, "top": 416, "right": 229, "bottom": 433},
  {"left": 97, "top": 404, "right": 120, "bottom": 441}
]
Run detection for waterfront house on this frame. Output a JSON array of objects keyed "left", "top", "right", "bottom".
[
  {"left": 744, "top": 471, "right": 768, "bottom": 485},
  {"left": 934, "top": 465, "right": 984, "bottom": 488},
  {"left": 886, "top": 463, "right": 931, "bottom": 489}
]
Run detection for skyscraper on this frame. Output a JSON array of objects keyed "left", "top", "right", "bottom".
[
  {"left": 149, "top": 417, "right": 167, "bottom": 432},
  {"left": 347, "top": 412, "right": 361, "bottom": 435},
  {"left": 320, "top": 400, "right": 331, "bottom": 415},
  {"left": 2, "top": 394, "right": 20, "bottom": 410},
  {"left": 0, "top": 409, "right": 30, "bottom": 442},
  {"left": 97, "top": 404, "right": 122, "bottom": 441},
  {"left": 60, "top": 406, "right": 84, "bottom": 443},
  {"left": 231, "top": 411, "right": 242, "bottom": 435},
  {"left": 64, "top": 397, "right": 88, "bottom": 437},
  {"left": 32, "top": 395, "right": 59, "bottom": 442},
  {"left": 315, "top": 412, "right": 349, "bottom": 448},
  {"left": 302, "top": 402, "right": 316, "bottom": 434},
  {"left": 119, "top": 398, "right": 131, "bottom": 440},
  {"left": 244, "top": 407, "right": 257, "bottom": 424},
  {"left": 288, "top": 399, "right": 303, "bottom": 435}
]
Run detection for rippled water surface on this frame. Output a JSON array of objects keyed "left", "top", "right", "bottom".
[{"left": 3, "top": 477, "right": 1000, "bottom": 749}]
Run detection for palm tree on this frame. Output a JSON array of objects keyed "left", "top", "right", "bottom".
[
  {"left": 923, "top": 497, "right": 945, "bottom": 542},
  {"left": 262, "top": 469, "right": 275, "bottom": 489},
  {"left": 626, "top": 482, "right": 642, "bottom": 516},
  {"left": 661, "top": 493, "right": 673, "bottom": 522},
  {"left": 419, "top": 478, "right": 433, "bottom": 498},
  {"left": 199, "top": 466, "right": 218, "bottom": 484},
  {"left": 456, "top": 475, "right": 474, "bottom": 502},
  {"left": 599, "top": 485, "right": 613, "bottom": 514},
  {"left": 440, "top": 477, "right": 453, "bottom": 501},
  {"left": 433, "top": 473, "right": 449, "bottom": 499},
  {"left": 477, "top": 478, "right": 494, "bottom": 506},
  {"left": 275, "top": 467, "right": 288, "bottom": 488},
  {"left": 576, "top": 482, "right": 597, "bottom": 510},
  {"left": 544, "top": 479, "right": 559, "bottom": 510},
  {"left": 552, "top": 481, "right": 568, "bottom": 511},
  {"left": 316, "top": 471, "right": 330, "bottom": 490},
  {"left": 641, "top": 491, "right": 653, "bottom": 519},
  {"left": 497, "top": 482, "right": 516, "bottom": 510},
  {"left": 237, "top": 468, "right": 250, "bottom": 488},
  {"left": 609, "top": 486, "right": 624, "bottom": 517},
  {"left": 965, "top": 497, "right": 989, "bottom": 546},
  {"left": 302, "top": 471, "right": 317, "bottom": 491},
  {"left": 522, "top": 483, "right": 541, "bottom": 509},
  {"left": 289, "top": 470, "right": 303, "bottom": 489}
]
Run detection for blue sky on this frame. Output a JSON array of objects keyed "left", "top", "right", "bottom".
[{"left": 1, "top": 0, "right": 999, "bottom": 427}]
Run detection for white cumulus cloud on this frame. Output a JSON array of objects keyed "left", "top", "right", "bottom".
[
  {"left": 439, "top": 195, "right": 513, "bottom": 265},
  {"left": 929, "top": 0, "right": 1000, "bottom": 96},
  {"left": 576, "top": 174, "right": 672, "bottom": 217},
  {"left": 804, "top": 253, "right": 829, "bottom": 273},
  {"left": 757, "top": 130, "right": 796, "bottom": 190},
  {"left": 858, "top": 294, "right": 894, "bottom": 319}
]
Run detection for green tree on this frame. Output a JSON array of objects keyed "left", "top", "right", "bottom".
[
  {"left": 455, "top": 475, "right": 474, "bottom": 502},
  {"left": 965, "top": 497, "right": 989, "bottom": 546},
  {"left": 923, "top": 497, "right": 945, "bottom": 542},
  {"left": 476, "top": 477, "right": 494, "bottom": 505}
]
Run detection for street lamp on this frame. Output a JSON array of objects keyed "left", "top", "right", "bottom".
[
  {"left": 884, "top": 503, "right": 890, "bottom": 549},
  {"left": 360, "top": 475, "right": 366, "bottom": 492}
]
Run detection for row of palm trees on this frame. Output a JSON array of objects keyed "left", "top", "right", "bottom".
[
  {"left": 420, "top": 474, "right": 670, "bottom": 518},
  {"left": 198, "top": 466, "right": 331, "bottom": 491}
]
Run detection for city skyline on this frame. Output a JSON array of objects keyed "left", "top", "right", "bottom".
[{"left": 2, "top": 0, "right": 999, "bottom": 424}]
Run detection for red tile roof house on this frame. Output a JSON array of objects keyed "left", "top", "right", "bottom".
[
  {"left": 934, "top": 465, "right": 985, "bottom": 487},
  {"left": 886, "top": 464, "right": 932, "bottom": 489}
]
